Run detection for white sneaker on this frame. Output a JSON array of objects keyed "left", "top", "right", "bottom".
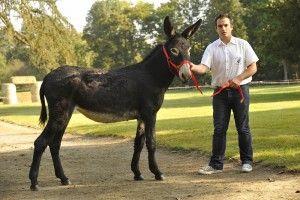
[
  {"left": 198, "top": 165, "right": 223, "bottom": 175},
  {"left": 241, "top": 164, "right": 252, "bottom": 172}
]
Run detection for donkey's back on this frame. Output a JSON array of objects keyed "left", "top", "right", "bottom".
[{"left": 40, "top": 64, "right": 153, "bottom": 124}]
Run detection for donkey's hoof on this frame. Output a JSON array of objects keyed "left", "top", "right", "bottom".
[
  {"left": 61, "top": 179, "right": 71, "bottom": 185},
  {"left": 134, "top": 175, "right": 144, "bottom": 181},
  {"left": 30, "top": 184, "right": 39, "bottom": 191},
  {"left": 155, "top": 174, "right": 165, "bottom": 181}
]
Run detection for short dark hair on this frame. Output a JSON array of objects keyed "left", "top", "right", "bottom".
[{"left": 215, "top": 13, "right": 233, "bottom": 26}]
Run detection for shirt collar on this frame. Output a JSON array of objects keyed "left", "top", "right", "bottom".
[{"left": 217, "top": 36, "right": 237, "bottom": 46}]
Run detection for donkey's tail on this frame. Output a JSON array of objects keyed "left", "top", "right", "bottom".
[{"left": 39, "top": 81, "right": 47, "bottom": 126}]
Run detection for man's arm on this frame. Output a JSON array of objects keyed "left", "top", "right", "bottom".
[
  {"left": 190, "top": 63, "right": 209, "bottom": 74},
  {"left": 231, "top": 62, "right": 257, "bottom": 87}
]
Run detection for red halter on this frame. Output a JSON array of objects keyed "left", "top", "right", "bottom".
[{"left": 162, "top": 46, "right": 203, "bottom": 94}]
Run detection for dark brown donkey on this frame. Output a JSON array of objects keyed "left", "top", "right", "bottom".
[{"left": 29, "top": 16, "right": 202, "bottom": 191}]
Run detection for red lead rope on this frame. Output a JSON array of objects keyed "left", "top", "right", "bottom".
[
  {"left": 162, "top": 46, "right": 203, "bottom": 94},
  {"left": 211, "top": 80, "right": 245, "bottom": 103},
  {"left": 190, "top": 70, "right": 203, "bottom": 94}
]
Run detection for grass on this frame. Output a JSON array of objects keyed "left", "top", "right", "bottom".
[{"left": 0, "top": 85, "right": 299, "bottom": 171}]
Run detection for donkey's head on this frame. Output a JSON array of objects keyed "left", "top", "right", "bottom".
[{"left": 163, "top": 16, "right": 202, "bottom": 83}]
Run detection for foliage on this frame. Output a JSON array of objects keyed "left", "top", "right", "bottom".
[
  {"left": 83, "top": 0, "right": 154, "bottom": 69},
  {"left": 0, "top": 0, "right": 89, "bottom": 75},
  {"left": 202, "top": 0, "right": 248, "bottom": 42},
  {"left": 0, "top": 0, "right": 299, "bottom": 82},
  {"left": 241, "top": 0, "right": 300, "bottom": 80},
  {"left": 0, "top": 52, "right": 8, "bottom": 82}
]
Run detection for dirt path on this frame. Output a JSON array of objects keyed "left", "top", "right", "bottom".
[{"left": 0, "top": 121, "right": 299, "bottom": 200}]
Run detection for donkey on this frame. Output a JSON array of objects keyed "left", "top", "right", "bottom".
[{"left": 29, "top": 16, "right": 202, "bottom": 191}]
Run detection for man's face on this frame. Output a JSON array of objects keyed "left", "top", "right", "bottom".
[{"left": 216, "top": 17, "right": 233, "bottom": 39}]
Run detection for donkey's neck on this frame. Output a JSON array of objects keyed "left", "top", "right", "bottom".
[{"left": 143, "top": 45, "right": 175, "bottom": 88}]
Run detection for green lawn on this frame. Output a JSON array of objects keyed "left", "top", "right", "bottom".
[{"left": 0, "top": 85, "right": 299, "bottom": 171}]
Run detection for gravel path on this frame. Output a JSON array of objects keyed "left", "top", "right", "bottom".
[{"left": 0, "top": 120, "right": 299, "bottom": 200}]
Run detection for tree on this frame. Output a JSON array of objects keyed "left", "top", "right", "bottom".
[
  {"left": 0, "top": 52, "right": 7, "bottom": 82},
  {"left": 242, "top": 0, "right": 300, "bottom": 80},
  {"left": 128, "top": 1, "right": 157, "bottom": 59},
  {"left": 203, "top": 0, "right": 248, "bottom": 43},
  {"left": 83, "top": 0, "right": 154, "bottom": 70},
  {"left": 0, "top": 0, "right": 86, "bottom": 73}
]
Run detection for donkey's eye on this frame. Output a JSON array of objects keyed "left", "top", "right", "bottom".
[{"left": 170, "top": 48, "right": 179, "bottom": 56}]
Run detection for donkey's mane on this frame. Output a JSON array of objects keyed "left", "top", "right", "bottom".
[
  {"left": 140, "top": 44, "right": 163, "bottom": 64},
  {"left": 109, "top": 44, "right": 163, "bottom": 72}
]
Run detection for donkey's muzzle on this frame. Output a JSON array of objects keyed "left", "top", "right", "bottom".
[{"left": 178, "top": 63, "right": 192, "bottom": 83}]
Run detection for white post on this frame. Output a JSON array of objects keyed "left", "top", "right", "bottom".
[
  {"left": 1, "top": 83, "right": 18, "bottom": 104},
  {"left": 31, "top": 81, "right": 42, "bottom": 102}
]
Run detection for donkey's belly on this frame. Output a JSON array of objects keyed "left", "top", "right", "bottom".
[{"left": 76, "top": 107, "right": 137, "bottom": 123}]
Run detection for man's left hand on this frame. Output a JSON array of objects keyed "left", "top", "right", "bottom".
[{"left": 230, "top": 77, "right": 243, "bottom": 88}]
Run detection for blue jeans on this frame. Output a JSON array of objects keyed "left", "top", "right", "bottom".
[{"left": 209, "top": 84, "right": 253, "bottom": 170}]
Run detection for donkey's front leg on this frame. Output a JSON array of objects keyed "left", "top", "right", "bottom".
[
  {"left": 131, "top": 120, "right": 145, "bottom": 181},
  {"left": 144, "top": 114, "right": 164, "bottom": 180}
]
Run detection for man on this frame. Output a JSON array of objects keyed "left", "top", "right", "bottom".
[{"left": 190, "top": 13, "right": 259, "bottom": 174}]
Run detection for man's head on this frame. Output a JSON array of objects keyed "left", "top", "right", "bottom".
[{"left": 215, "top": 13, "right": 233, "bottom": 41}]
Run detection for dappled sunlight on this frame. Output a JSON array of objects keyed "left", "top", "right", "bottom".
[
  {"left": 164, "top": 89, "right": 213, "bottom": 100},
  {"left": 250, "top": 85, "right": 300, "bottom": 94},
  {"left": 0, "top": 132, "right": 130, "bottom": 154},
  {"left": 158, "top": 106, "right": 212, "bottom": 119},
  {"left": 60, "top": 137, "right": 130, "bottom": 148},
  {"left": 251, "top": 100, "right": 300, "bottom": 112},
  {"left": 162, "top": 95, "right": 212, "bottom": 108},
  {"left": 254, "top": 135, "right": 300, "bottom": 148},
  {"left": 254, "top": 151, "right": 300, "bottom": 170},
  {"left": 69, "top": 112, "right": 101, "bottom": 127},
  {"left": 156, "top": 129, "right": 186, "bottom": 136},
  {"left": 255, "top": 150, "right": 300, "bottom": 157}
]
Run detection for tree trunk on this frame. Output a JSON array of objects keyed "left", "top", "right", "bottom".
[
  {"left": 291, "top": 63, "right": 299, "bottom": 79},
  {"left": 282, "top": 59, "right": 288, "bottom": 80}
]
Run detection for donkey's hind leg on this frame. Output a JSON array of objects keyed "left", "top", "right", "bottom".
[
  {"left": 49, "top": 132, "right": 70, "bottom": 185},
  {"left": 49, "top": 104, "right": 74, "bottom": 186},
  {"left": 29, "top": 123, "right": 55, "bottom": 191},
  {"left": 29, "top": 100, "right": 74, "bottom": 191},
  {"left": 131, "top": 120, "right": 145, "bottom": 180},
  {"left": 144, "top": 114, "right": 164, "bottom": 180}
]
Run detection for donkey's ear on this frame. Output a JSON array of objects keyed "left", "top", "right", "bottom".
[
  {"left": 181, "top": 18, "right": 202, "bottom": 39},
  {"left": 164, "top": 16, "right": 176, "bottom": 38}
]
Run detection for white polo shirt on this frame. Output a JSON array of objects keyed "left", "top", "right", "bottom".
[{"left": 201, "top": 36, "right": 259, "bottom": 87}]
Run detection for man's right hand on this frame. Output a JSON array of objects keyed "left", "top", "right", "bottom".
[{"left": 189, "top": 63, "right": 208, "bottom": 74}]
